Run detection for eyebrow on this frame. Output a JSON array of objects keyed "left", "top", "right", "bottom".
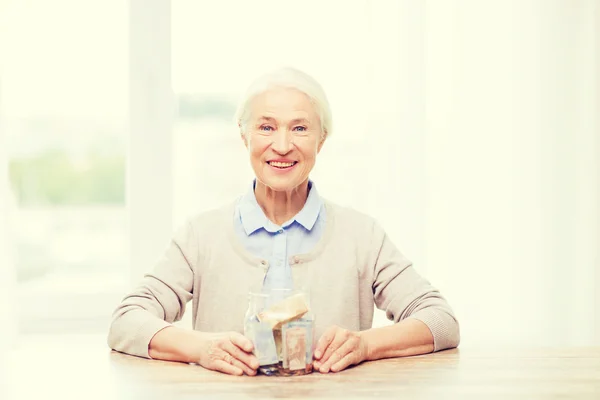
[
  {"left": 289, "top": 118, "right": 309, "bottom": 125},
  {"left": 256, "top": 116, "right": 310, "bottom": 125}
]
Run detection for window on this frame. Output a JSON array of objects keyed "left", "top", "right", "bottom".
[{"left": 0, "top": 0, "right": 128, "bottom": 333}]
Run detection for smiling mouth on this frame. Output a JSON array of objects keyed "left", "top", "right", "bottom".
[{"left": 267, "top": 161, "right": 298, "bottom": 169}]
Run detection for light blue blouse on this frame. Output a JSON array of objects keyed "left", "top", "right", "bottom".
[{"left": 233, "top": 180, "right": 325, "bottom": 290}]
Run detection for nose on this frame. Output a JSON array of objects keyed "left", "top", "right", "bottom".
[{"left": 271, "top": 129, "right": 293, "bottom": 155}]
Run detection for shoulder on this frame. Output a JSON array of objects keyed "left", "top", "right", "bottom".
[
  {"left": 323, "top": 199, "right": 386, "bottom": 242},
  {"left": 322, "top": 199, "right": 391, "bottom": 270},
  {"left": 188, "top": 200, "right": 237, "bottom": 232},
  {"left": 173, "top": 200, "right": 237, "bottom": 242}
]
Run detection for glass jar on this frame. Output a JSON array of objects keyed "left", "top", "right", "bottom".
[{"left": 244, "top": 288, "right": 314, "bottom": 376}]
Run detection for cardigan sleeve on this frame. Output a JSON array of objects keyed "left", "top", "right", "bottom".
[
  {"left": 107, "top": 220, "right": 197, "bottom": 358},
  {"left": 370, "top": 223, "right": 460, "bottom": 351}
]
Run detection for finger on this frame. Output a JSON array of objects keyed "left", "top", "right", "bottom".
[
  {"left": 314, "top": 326, "right": 338, "bottom": 360},
  {"left": 212, "top": 359, "right": 244, "bottom": 376},
  {"left": 330, "top": 352, "right": 358, "bottom": 373},
  {"left": 224, "top": 341, "right": 259, "bottom": 374},
  {"left": 228, "top": 355, "right": 257, "bottom": 376},
  {"left": 320, "top": 339, "right": 356, "bottom": 373},
  {"left": 226, "top": 334, "right": 259, "bottom": 370},
  {"left": 229, "top": 332, "right": 254, "bottom": 353},
  {"left": 313, "top": 360, "right": 322, "bottom": 370},
  {"left": 319, "top": 330, "right": 348, "bottom": 366}
]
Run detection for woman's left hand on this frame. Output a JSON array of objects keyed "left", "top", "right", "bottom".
[{"left": 312, "top": 326, "right": 369, "bottom": 373}]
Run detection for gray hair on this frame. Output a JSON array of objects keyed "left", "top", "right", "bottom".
[{"left": 235, "top": 67, "right": 333, "bottom": 139}]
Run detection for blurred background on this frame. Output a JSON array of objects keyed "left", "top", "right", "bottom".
[{"left": 0, "top": 0, "right": 598, "bottom": 348}]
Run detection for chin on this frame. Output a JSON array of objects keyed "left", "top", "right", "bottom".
[{"left": 258, "top": 176, "right": 303, "bottom": 192}]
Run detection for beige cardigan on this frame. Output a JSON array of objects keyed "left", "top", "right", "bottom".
[{"left": 107, "top": 200, "right": 460, "bottom": 358}]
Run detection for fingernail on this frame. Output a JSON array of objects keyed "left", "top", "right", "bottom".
[{"left": 314, "top": 350, "right": 321, "bottom": 359}]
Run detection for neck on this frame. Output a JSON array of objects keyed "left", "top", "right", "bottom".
[{"left": 254, "top": 179, "right": 309, "bottom": 226}]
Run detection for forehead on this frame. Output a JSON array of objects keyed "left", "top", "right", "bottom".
[{"left": 248, "top": 87, "right": 317, "bottom": 121}]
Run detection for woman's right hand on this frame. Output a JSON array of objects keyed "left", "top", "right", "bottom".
[
  {"left": 195, "top": 331, "right": 259, "bottom": 376},
  {"left": 149, "top": 327, "right": 259, "bottom": 376}
]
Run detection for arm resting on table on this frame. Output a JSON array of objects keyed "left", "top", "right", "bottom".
[
  {"left": 147, "top": 326, "right": 203, "bottom": 363},
  {"left": 107, "top": 220, "right": 197, "bottom": 358},
  {"left": 359, "top": 318, "right": 433, "bottom": 360},
  {"left": 369, "top": 223, "right": 460, "bottom": 358}
]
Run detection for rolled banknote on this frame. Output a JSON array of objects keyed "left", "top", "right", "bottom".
[{"left": 256, "top": 292, "right": 309, "bottom": 329}]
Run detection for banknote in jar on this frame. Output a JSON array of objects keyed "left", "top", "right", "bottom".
[
  {"left": 246, "top": 318, "right": 278, "bottom": 366},
  {"left": 282, "top": 319, "right": 313, "bottom": 372}
]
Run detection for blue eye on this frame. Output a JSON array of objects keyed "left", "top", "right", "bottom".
[
  {"left": 293, "top": 126, "right": 307, "bottom": 132},
  {"left": 260, "top": 125, "right": 274, "bottom": 132}
]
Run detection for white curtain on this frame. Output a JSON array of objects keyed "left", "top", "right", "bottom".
[
  {"left": 0, "top": 78, "right": 17, "bottom": 396},
  {"left": 367, "top": 0, "right": 599, "bottom": 346}
]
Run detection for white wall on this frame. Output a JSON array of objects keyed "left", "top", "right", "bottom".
[
  {"left": 595, "top": 0, "right": 600, "bottom": 344},
  {"left": 128, "top": 0, "right": 174, "bottom": 285},
  {"left": 363, "top": 0, "right": 427, "bottom": 328},
  {"left": 365, "top": 0, "right": 427, "bottom": 276}
]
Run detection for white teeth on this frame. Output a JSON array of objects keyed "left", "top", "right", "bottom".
[{"left": 269, "top": 161, "right": 295, "bottom": 168}]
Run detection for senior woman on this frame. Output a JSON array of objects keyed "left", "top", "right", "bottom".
[{"left": 107, "top": 67, "right": 460, "bottom": 376}]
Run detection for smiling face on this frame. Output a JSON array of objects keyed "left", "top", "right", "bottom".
[{"left": 242, "top": 87, "right": 324, "bottom": 192}]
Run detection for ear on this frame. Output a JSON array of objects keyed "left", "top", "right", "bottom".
[
  {"left": 240, "top": 125, "right": 249, "bottom": 149},
  {"left": 317, "top": 133, "right": 326, "bottom": 153}
]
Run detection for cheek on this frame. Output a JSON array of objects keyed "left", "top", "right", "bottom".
[
  {"left": 247, "top": 136, "right": 271, "bottom": 158},
  {"left": 299, "top": 139, "right": 320, "bottom": 159}
]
